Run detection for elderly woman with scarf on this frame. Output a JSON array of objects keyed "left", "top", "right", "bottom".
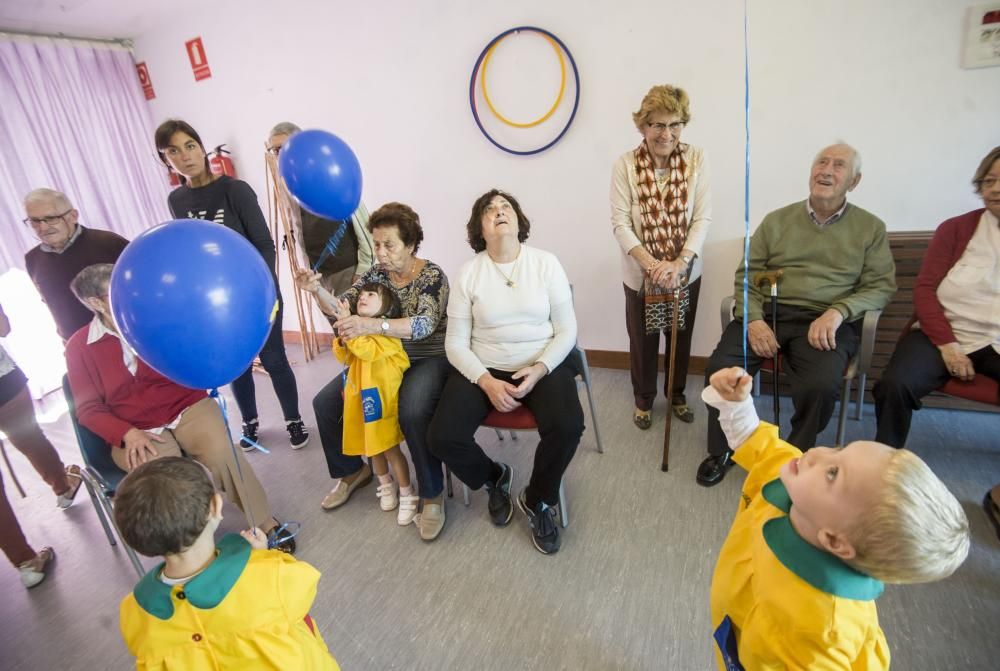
[{"left": 611, "top": 84, "right": 712, "bottom": 431}]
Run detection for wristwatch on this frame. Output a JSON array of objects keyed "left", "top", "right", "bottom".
[{"left": 380, "top": 319, "right": 389, "bottom": 333}]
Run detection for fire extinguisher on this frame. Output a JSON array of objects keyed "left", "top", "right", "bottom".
[{"left": 208, "top": 144, "right": 237, "bottom": 178}]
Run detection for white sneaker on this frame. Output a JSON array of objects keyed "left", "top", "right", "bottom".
[
  {"left": 376, "top": 480, "right": 398, "bottom": 511},
  {"left": 398, "top": 494, "right": 419, "bottom": 525}
]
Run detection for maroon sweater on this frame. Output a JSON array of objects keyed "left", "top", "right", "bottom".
[
  {"left": 913, "top": 209, "right": 985, "bottom": 346},
  {"left": 65, "top": 323, "right": 206, "bottom": 448},
  {"left": 24, "top": 226, "right": 129, "bottom": 341}
]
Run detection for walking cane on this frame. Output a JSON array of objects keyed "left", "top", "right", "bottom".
[
  {"left": 661, "top": 287, "right": 682, "bottom": 472},
  {"left": 753, "top": 270, "right": 783, "bottom": 429}
]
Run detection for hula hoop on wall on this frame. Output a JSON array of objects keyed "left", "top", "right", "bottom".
[
  {"left": 481, "top": 33, "right": 566, "bottom": 128},
  {"left": 469, "top": 26, "right": 580, "bottom": 156}
]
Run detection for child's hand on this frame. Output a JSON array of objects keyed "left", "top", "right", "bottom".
[
  {"left": 334, "top": 298, "right": 352, "bottom": 321},
  {"left": 709, "top": 367, "right": 753, "bottom": 402},
  {"left": 241, "top": 528, "right": 268, "bottom": 550}
]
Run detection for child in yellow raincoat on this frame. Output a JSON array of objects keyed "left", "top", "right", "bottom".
[
  {"left": 332, "top": 283, "right": 415, "bottom": 525},
  {"left": 114, "top": 457, "right": 339, "bottom": 670},
  {"left": 702, "top": 367, "right": 969, "bottom": 671}
]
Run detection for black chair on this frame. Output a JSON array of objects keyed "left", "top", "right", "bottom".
[{"left": 62, "top": 376, "right": 144, "bottom": 577}]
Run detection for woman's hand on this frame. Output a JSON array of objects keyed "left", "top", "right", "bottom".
[
  {"left": 648, "top": 257, "right": 688, "bottom": 289},
  {"left": 510, "top": 362, "right": 548, "bottom": 399},
  {"left": 294, "top": 269, "right": 322, "bottom": 294},
  {"left": 121, "top": 428, "right": 166, "bottom": 471},
  {"left": 477, "top": 373, "right": 522, "bottom": 412},
  {"left": 939, "top": 343, "right": 975, "bottom": 381},
  {"left": 335, "top": 315, "right": 377, "bottom": 340}
]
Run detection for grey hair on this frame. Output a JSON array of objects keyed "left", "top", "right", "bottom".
[
  {"left": 815, "top": 142, "right": 862, "bottom": 178},
  {"left": 70, "top": 263, "right": 114, "bottom": 308},
  {"left": 24, "top": 188, "right": 73, "bottom": 211},
  {"left": 268, "top": 121, "right": 301, "bottom": 139}
]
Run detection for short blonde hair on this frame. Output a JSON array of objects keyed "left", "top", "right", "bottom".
[
  {"left": 847, "top": 449, "right": 969, "bottom": 584},
  {"left": 631, "top": 85, "right": 691, "bottom": 130}
]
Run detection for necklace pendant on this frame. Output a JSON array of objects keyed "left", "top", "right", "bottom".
[{"left": 506, "top": 280, "right": 514, "bottom": 288}]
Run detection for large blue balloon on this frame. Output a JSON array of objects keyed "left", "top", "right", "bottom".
[
  {"left": 278, "top": 129, "right": 362, "bottom": 221},
  {"left": 110, "top": 219, "right": 278, "bottom": 390}
]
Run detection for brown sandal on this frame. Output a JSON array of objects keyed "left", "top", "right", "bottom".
[
  {"left": 633, "top": 409, "right": 652, "bottom": 430},
  {"left": 671, "top": 403, "right": 695, "bottom": 424}
]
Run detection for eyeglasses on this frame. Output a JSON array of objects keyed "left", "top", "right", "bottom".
[
  {"left": 23, "top": 209, "right": 72, "bottom": 227},
  {"left": 647, "top": 121, "right": 686, "bottom": 135},
  {"left": 266, "top": 145, "right": 282, "bottom": 156},
  {"left": 162, "top": 141, "right": 202, "bottom": 158},
  {"left": 978, "top": 177, "right": 999, "bottom": 190}
]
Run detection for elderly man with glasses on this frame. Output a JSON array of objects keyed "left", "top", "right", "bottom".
[
  {"left": 267, "top": 122, "right": 374, "bottom": 295},
  {"left": 22, "top": 188, "right": 129, "bottom": 342}
]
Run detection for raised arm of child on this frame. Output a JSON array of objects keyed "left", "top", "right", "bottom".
[{"left": 701, "top": 367, "right": 758, "bottom": 447}]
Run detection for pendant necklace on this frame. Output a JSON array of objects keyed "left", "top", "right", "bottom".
[{"left": 491, "top": 248, "right": 520, "bottom": 288}]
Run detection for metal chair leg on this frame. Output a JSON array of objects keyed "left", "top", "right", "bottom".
[
  {"left": 462, "top": 483, "right": 470, "bottom": 507},
  {"left": 445, "top": 467, "right": 454, "bottom": 498},
  {"left": 854, "top": 373, "right": 867, "bottom": 420},
  {"left": 494, "top": 429, "right": 505, "bottom": 441},
  {"left": 80, "top": 470, "right": 116, "bottom": 546},
  {"left": 836, "top": 377, "right": 851, "bottom": 447},
  {"left": 578, "top": 351, "right": 604, "bottom": 454},
  {"left": 558, "top": 480, "right": 568, "bottom": 528}
]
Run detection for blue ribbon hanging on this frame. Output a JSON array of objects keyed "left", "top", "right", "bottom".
[
  {"left": 741, "top": 0, "right": 752, "bottom": 371},
  {"left": 312, "top": 218, "right": 350, "bottom": 273}
]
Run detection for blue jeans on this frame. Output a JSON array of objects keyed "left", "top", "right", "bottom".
[{"left": 314, "top": 355, "right": 450, "bottom": 498}]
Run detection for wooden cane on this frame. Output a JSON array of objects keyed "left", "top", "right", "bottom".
[
  {"left": 753, "top": 270, "right": 783, "bottom": 429},
  {"left": 661, "top": 288, "right": 682, "bottom": 472}
]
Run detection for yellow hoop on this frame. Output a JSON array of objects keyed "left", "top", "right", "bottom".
[{"left": 480, "top": 32, "right": 566, "bottom": 129}]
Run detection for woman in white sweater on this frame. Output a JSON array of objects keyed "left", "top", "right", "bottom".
[{"left": 429, "top": 190, "right": 583, "bottom": 555}]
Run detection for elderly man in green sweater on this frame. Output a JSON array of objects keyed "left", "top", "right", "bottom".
[{"left": 698, "top": 143, "right": 896, "bottom": 486}]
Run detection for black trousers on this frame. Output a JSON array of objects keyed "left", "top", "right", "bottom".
[
  {"left": 623, "top": 278, "right": 702, "bottom": 411},
  {"left": 230, "top": 298, "right": 301, "bottom": 423},
  {"left": 428, "top": 355, "right": 584, "bottom": 508},
  {"left": 704, "top": 305, "right": 859, "bottom": 456},
  {"left": 874, "top": 330, "right": 1000, "bottom": 447}
]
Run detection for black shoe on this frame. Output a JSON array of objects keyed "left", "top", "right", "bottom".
[
  {"left": 286, "top": 419, "right": 309, "bottom": 450},
  {"left": 267, "top": 521, "right": 298, "bottom": 555},
  {"left": 240, "top": 419, "right": 260, "bottom": 452},
  {"left": 485, "top": 463, "right": 514, "bottom": 527},
  {"left": 516, "top": 488, "right": 560, "bottom": 555},
  {"left": 696, "top": 450, "right": 735, "bottom": 487}
]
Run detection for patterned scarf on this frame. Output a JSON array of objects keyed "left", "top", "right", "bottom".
[{"left": 634, "top": 141, "right": 689, "bottom": 262}]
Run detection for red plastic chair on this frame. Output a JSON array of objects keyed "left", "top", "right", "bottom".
[{"left": 899, "top": 317, "right": 1000, "bottom": 406}]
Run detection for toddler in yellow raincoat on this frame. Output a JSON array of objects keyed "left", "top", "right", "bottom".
[
  {"left": 702, "top": 367, "right": 969, "bottom": 671},
  {"left": 114, "top": 457, "right": 339, "bottom": 670},
  {"left": 332, "top": 283, "right": 415, "bottom": 525}
]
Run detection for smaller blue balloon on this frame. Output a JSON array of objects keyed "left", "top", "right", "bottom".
[
  {"left": 110, "top": 219, "right": 278, "bottom": 390},
  {"left": 278, "top": 129, "right": 363, "bottom": 221}
]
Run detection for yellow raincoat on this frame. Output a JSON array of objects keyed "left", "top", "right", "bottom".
[
  {"left": 120, "top": 534, "right": 339, "bottom": 670},
  {"left": 334, "top": 334, "right": 410, "bottom": 457},
  {"left": 710, "top": 423, "right": 890, "bottom": 670}
]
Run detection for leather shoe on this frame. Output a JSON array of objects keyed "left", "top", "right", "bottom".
[{"left": 696, "top": 450, "right": 735, "bottom": 487}]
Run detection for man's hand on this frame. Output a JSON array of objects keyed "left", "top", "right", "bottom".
[
  {"left": 477, "top": 374, "right": 522, "bottom": 412},
  {"left": 807, "top": 308, "right": 844, "bottom": 351},
  {"left": 747, "top": 320, "right": 779, "bottom": 358},
  {"left": 709, "top": 367, "right": 754, "bottom": 402},
  {"left": 121, "top": 427, "right": 166, "bottom": 471},
  {"left": 510, "top": 362, "right": 548, "bottom": 399},
  {"left": 939, "top": 343, "right": 975, "bottom": 381}
]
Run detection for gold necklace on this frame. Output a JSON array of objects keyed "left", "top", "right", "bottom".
[
  {"left": 490, "top": 249, "right": 520, "bottom": 288},
  {"left": 390, "top": 258, "right": 417, "bottom": 285}
]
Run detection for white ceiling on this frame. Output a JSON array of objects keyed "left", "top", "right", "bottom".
[{"left": 0, "top": 0, "right": 176, "bottom": 41}]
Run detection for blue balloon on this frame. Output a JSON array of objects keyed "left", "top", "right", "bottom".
[
  {"left": 110, "top": 219, "right": 277, "bottom": 390},
  {"left": 278, "top": 129, "right": 362, "bottom": 221}
]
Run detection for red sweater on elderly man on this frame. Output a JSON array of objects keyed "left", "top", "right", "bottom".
[
  {"left": 65, "top": 325, "right": 206, "bottom": 448},
  {"left": 913, "top": 208, "right": 984, "bottom": 347}
]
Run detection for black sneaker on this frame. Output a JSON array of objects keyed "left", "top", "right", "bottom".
[
  {"left": 240, "top": 419, "right": 260, "bottom": 452},
  {"left": 516, "top": 488, "right": 560, "bottom": 555},
  {"left": 286, "top": 419, "right": 309, "bottom": 450},
  {"left": 267, "top": 521, "right": 298, "bottom": 555},
  {"left": 484, "top": 463, "right": 513, "bottom": 527}
]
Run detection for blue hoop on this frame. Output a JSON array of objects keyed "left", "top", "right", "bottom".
[{"left": 468, "top": 26, "right": 580, "bottom": 156}]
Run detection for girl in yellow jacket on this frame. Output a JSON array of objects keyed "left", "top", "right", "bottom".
[
  {"left": 114, "top": 457, "right": 339, "bottom": 671},
  {"left": 332, "top": 283, "right": 415, "bottom": 525}
]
